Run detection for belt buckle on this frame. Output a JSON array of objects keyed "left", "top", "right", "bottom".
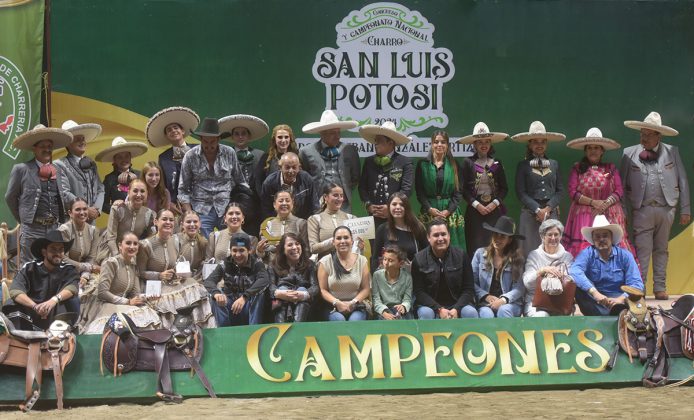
[
  {"left": 480, "top": 194, "right": 492, "bottom": 204},
  {"left": 35, "top": 217, "right": 56, "bottom": 226}
]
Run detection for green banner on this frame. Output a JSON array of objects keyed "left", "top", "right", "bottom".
[{"left": 0, "top": 0, "right": 44, "bottom": 225}]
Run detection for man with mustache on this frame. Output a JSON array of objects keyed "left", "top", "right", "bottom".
[
  {"left": 260, "top": 152, "right": 318, "bottom": 220},
  {"left": 5, "top": 125, "right": 72, "bottom": 264}
]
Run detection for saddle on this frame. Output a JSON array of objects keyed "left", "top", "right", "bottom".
[
  {"left": 0, "top": 312, "right": 77, "bottom": 412},
  {"left": 100, "top": 306, "right": 216, "bottom": 402},
  {"left": 617, "top": 287, "right": 694, "bottom": 387}
]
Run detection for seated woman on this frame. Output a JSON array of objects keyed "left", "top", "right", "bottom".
[
  {"left": 177, "top": 211, "right": 208, "bottom": 281},
  {"left": 58, "top": 197, "right": 100, "bottom": 298},
  {"left": 206, "top": 202, "right": 257, "bottom": 262},
  {"left": 471, "top": 216, "right": 525, "bottom": 318},
  {"left": 79, "top": 232, "right": 161, "bottom": 334},
  {"left": 268, "top": 233, "right": 318, "bottom": 322},
  {"left": 307, "top": 183, "right": 359, "bottom": 261},
  {"left": 204, "top": 232, "right": 268, "bottom": 326},
  {"left": 371, "top": 192, "right": 427, "bottom": 272},
  {"left": 371, "top": 245, "right": 413, "bottom": 320},
  {"left": 97, "top": 178, "right": 155, "bottom": 262},
  {"left": 138, "top": 209, "right": 216, "bottom": 329},
  {"left": 318, "top": 226, "right": 371, "bottom": 321},
  {"left": 523, "top": 219, "right": 574, "bottom": 317},
  {"left": 257, "top": 189, "right": 308, "bottom": 265}
]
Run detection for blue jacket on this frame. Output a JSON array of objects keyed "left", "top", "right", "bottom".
[{"left": 471, "top": 248, "right": 525, "bottom": 305}]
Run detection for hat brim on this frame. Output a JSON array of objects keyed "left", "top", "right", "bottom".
[
  {"left": 511, "top": 132, "right": 566, "bottom": 143},
  {"left": 146, "top": 107, "right": 200, "bottom": 147},
  {"left": 95, "top": 142, "right": 148, "bottom": 162},
  {"left": 457, "top": 132, "right": 508, "bottom": 145},
  {"left": 13, "top": 128, "right": 73, "bottom": 151},
  {"left": 66, "top": 123, "right": 102, "bottom": 143},
  {"left": 581, "top": 224, "right": 623, "bottom": 246},
  {"left": 482, "top": 222, "right": 525, "bottom": 240},
  {"left": 359, "top": 125, "right": 411, "bottom": 146},
  {"left": 302, "top": 120, "right": 359, "bottom": 134},
  {"left": 30, "top": 238, "right": 74, "bottom": 260},
  {"left": 218, "top": 114, "right": 269, "bottom": 141},
  {"left": 623, "top": 121, "right": 678, "bottom": 137},
  {"left": 566, "top": 137, "right": 621, "bottom": 151}
]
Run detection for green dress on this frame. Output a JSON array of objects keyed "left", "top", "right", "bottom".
[{"left": 415, "top": 159, "right": 466, "bottom": 249}]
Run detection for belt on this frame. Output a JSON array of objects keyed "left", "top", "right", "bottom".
[
  {"left": 476, "top": 194, "right": 493, "bottom": 204},
  {"left": 535, "top": 199, "right": 550, "bottom": 207},
  {"left": 644, "top": 201, "right": 668, "bottom": 208},
  {"left": 33, "top": 216, "right": 57, "bottom": 226}
]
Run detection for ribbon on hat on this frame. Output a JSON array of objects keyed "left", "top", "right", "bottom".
[
  {"left": 38, "top": 163, "right": 57, "bottom": 181},
  {"left": 639, "top": 149, "right": 658, "bottom": 163},
  {"left": 320, "top": 146, "right": 340, "bottom": 161},
  {"left": 374, "top": 155, "right": 392, "bottom": 167}
]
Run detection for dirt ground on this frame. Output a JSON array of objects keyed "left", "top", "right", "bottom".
[{"left": 2, "top": 387, "right": 694, "bottom": 419}]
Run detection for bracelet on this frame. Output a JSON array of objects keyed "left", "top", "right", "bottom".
[
  {"left": 55, "top": 294, "right": 62, "bottom": 302},
  {"left": 52, "top": 296, "right": 60, "bottom": 304},
  {"left": 332, "top": 299, "right": 339, "bottom": 307}
]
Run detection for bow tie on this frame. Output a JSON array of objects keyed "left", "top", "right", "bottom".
[
  {"left": 529, "top": 157, "right": 550, "bottom": 169},
  {"left": 320, "top": 146, "right": 340, "bottom": 161},
  {"left": 237, "top": 149, "right": 255, "bottom": 163},
  {"left": 639, "top": 149, "right": 658, "bottom": 162},
  {"left": 79, "top": 156, "right": 95, "bottom": 170},
  {"left": 374, "top": 155, "right": 392, "bottom": 167},
  {"left": 172, "top": 145, "right": 191, "bottom": 161},
  {"left": 38, "top": 163, "right": 57, "bottom": 181}
]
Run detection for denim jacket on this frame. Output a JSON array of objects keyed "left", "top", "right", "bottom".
[{"left": 471, "top": 248, "right": 525, "bottom": 305}]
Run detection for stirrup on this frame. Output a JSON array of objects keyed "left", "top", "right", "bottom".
[{"left": 20, "top": 390, "right": 40, "bottom": 412}]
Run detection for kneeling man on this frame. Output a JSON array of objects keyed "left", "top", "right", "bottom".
[{"left": 570, "top": 215, "right": 643, "bottom": 316}]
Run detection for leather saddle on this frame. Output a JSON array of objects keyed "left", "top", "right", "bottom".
[
  {"left": 0, "top": 311, "right": 77, "bottom": 412},
  {"left": 100, "top": 306, "right": 216, "bottom": 402}
]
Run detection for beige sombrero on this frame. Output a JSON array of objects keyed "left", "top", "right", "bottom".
[
  {"left": 145, "top": 106, "right": 200, "bottom": 147},
  {"left": 581, "top": 215, "right": 623, "bottom": 246},
  {"left": 511, "top": 121, "right": 566, "bottom": 143},
  {"left": 12, "top": 124, "right": 73, "bottom": 151},
  {"left": 61, "top": 120, "right": 102, "bottom": 143},
  {"left": 457, "top": 122, "right": 508, "bottom": 144},
  {"left": 566, "top": 127, "right": 620, "bottom": 151},
  {"left": 218, "top": 114, "right": 269, "bottom": 141},
  {"left": 624, "top": 111, "right": 678, "bottom": 136},
  {"left": 302, "top": 110, "right": 358, "bottom": 134},
  {"left": 359, "top": 121, "right": 411, "bottom": 146},
  {"left": 95, "top": 137, "right": 148, "bottom": 162}
]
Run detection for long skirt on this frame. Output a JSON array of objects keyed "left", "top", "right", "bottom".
[
  {"left": 561, "top": 202, "right": 636, "bottom": 258},
  {"left": 464, "top": 205, "right": 503, "bottom": 256}
]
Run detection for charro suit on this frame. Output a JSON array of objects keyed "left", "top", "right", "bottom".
[
  {"left": 158, "top": 143, "right": 197, "bottom": 205},
  {"left": 55, "top": 154, "right": 105, "bottom": 212},
  {"left": 298, "top": 141, "right": 360, "bottom": 213},
  {"left": 358, "top": 152, "right": 414, "bottom": 224},
  {"left": 620, "top": 142, "right": 691, "bottom": 291}
]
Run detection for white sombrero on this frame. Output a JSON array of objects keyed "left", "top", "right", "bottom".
[
  {"left": 624, "top": 111, "right": 678, "bottom": 137},
  {"left": 61, "top": 120, "right": 102, "bottom": 143},
  {"left": 566, "top": 127, "right": 620, "bottom": 151},
  {"left": 302, "top": 110, "right": 358, "bottom": 134},
  {"left": 511, "top": 121, "right": 566, "bottom": 143},
  {"left": 12, "top": 124, "right": 73, "bottom": 151},
  {"left": 358, "top": 121, "right": 411, "bottom": 146},
  {"left": 457, "top": 122, "right": 508, "bottom": 144},
  {"left": 95, "top": 137, "right": 148, "bottom": 162},
  {"left": 218, "top": 114, "right": 269, "bottom": 141},
  {"left": 145, "top": 106, "right": 200, "bottom": 147},
  {"left": 581, "top": 215, "right": 623, "bottom": 246}
]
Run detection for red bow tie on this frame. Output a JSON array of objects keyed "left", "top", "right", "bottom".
[
  {"left": 38, "top": 163, "right": 57, "bottom": 181},
  {"left": 639, "top": 149, "right": 658, "bottom": 162}
]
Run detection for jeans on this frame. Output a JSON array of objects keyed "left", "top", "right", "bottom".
[
  {"left": 328, "top": 309, "right": 368, "bottom": 321},
  {"left": 212, "top": 293, "right": 265, "bottom": 326},
  {"left": 416, "top": 304, "right": 478, "bottom": 319},
  {"left": 478, "top": 303, "right": 522, "bottom": 318},
  {"left": 575, "top": 288, "right": 626, "bottom": 316},
  {"left": 199, "top": 208, "right": 225, "bottom": 239},
  {"left": 376, "top": 306, "right": 414, "bottom": 320}
]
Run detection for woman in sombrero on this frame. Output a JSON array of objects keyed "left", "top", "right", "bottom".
[
  {"left": 98, "top": 136, "right": 148, "bottom": 214},
  {"left": 457, "top": 122, "right": 510, "bottom": 256},
  {"left": 561, "top": 128, "right": 635, "bottom": 257},
  {"left": 512, "top": 121, "right": 566, "bottom": 257}
]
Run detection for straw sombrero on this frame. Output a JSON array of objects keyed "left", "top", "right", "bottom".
[
  {"left": 581, "top": 215, "right": 623, "bottom": 245},
  {"left": 624, "top": 111, "right": 678, "bottom": 137},
  {"left": 61, "top": 120, "right": 102, "bottom": 143},
  {"left": 145, "top": 106, "right": 200, "bottom": 147},
  {"left": 12, "top": 124, "right": 73, "bottom": 151},
  {"left": 358, "top": 121, "right": 410, "bottom": 146},
  {"left": 566, "top": 127, "right": 620, "bottom": 151},
  {"left": 218, "top": 114, "right": 269, "bottom": 141},
  {"left": 95, "top": 137, "right": 148, "bottom": 162},
  {"left": 457, "top": 122, "right": 508, "bottom": 144},
  {"left": 511, "top": 121, "right": 566, "bottom": 143},
  {"left": 302, "top": 110, "right": 358, "bottom": 134}
]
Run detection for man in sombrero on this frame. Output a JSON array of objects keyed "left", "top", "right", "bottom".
[
  {"left": 54, "top": 120, "right": 104, "bottom": 223},
  {"left": 620, "top": 111, "right": 690, "bottom": 300},
  {"left": 300, "top": 110, "right": 360, "bottom": 212},
  {"left": 5, "top": 125, "right": 73, "bottom": 264}
]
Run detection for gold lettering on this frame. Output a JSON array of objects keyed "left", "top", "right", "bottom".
[
  {"left": 337, "top": 335, "right": 385, "bottom": 379},
  {"left": 543, "top": 330, "right": 577, "bottom": 374},
  {"left": 295, "top": 337, "right": 336, "bottom": 382},
  {"left": 496, "top": 330, "right": 541, "bottom": 375},
  {"left": 386, "top": 334, "right": 421, "bottom": 379},
  {"left": 576, "top": 329, "right": 610, "bottom": 373},
  {"left": 422, "top": 332, "right": 455, "bottom": 377},
  {"left": 452, "top": 332, "right": 496, "bottom": 376},
  {"left": 246, "top": 324, "right": 292, "bottom": 382}
]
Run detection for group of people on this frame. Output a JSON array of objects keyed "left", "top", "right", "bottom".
[{"left": 1, "top": 107, "right": 689, "bottom": 331}]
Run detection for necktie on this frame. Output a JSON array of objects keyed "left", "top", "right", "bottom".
[
  {"left": 374, "top": 155, "right": 392, "bottom": 167},
  {"left": 639, "top": 149, "right": 658, "bottom": 162},
  {"left": 320, "top": 146, "right": 340, "bottom": 161}
]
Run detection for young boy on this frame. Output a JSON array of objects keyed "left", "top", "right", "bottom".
[{"left": 372, "top": 245, "right": 413, "bottom": 320}]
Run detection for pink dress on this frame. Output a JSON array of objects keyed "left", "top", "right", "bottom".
[{"left": 561, "top": 162, "right": 636, "bottom": 257}]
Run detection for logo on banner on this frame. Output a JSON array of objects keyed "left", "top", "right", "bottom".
[{"left": 0, "top": 55, "right": 30, "bottom": 160}]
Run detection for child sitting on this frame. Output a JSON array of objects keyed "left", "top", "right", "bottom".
[{"left": 372, "top": 245, "right": 413, "bottom": 320}]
